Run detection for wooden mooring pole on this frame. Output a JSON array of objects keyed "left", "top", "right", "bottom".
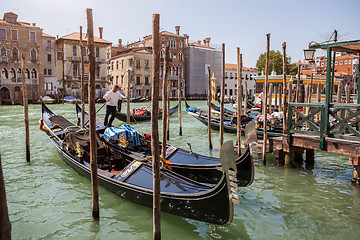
[
  {"left": 244, "top": 81, "right": 248, "bottom": 115},
  {"left": 0, "top": 153, "right": 11, "bottom": 240},
  {"left": 86, "top": 8, "right": 99, "bottom": 220},
  {"left": 262, "top": 34, "right": 270, "bottom": 164},
  {"left": 282, "top": 42, "right": 287, "bottom": 135},
  {"left": 127, "top": 69, "right": 131, "bottom": 124},
  {"left": 219, "top": 43, "right": 225, "bottom": 149},
  {"left": 207, "top": 66, "right": 213, "bottom": 149},
  {"left": 178, "top": 76, "right": 182, "bottom": 136},
  {"left": 21, "top": 53, "right": 30, "bottom": 163},
  {"left": 161, "top": 46, "right": 170, "bottom": 158},
  {"left": 80, "top": 26, "right": 85, "bottom": 128},
  {"left": 278, "top": 84, "right": 282, "bottom": 112},
  {"left": 268, "top": 83, "right": 273, "bottom": 114},
  {"left": 151, "top": 13, "right": 161, "bottom": 240},
  {"left": 166, "top": 69, "right": 171, "bottom": 141},
  {"left": 236, "top": 48, "right": 242, "bottom": 156}
]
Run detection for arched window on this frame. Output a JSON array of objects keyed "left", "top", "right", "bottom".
[
  {"left": 17, "top": 68, "right": 21, "bottom": 79},
  {"left": 178, "top": 52, "right": 183, "bottom": 61},
  {"left": 10, "top": 68, "right": 16, "bottom": 80},
  {"left": 96, "top": 66, "right": 100, "bottom": 79},
  {"left": 176, "top": 67, "right": 179, "bottom": 76},
  {"left": 160, "top": 50, "right": 164, "bottom": 59},
  {"left": 72, "top": 46, "right": 77, "bottom": 56},
  {"left": 179, "top": 67, "right": 182, "bottom": 78},
  {"left": 14, "top": 86, "right": 21, "bottom": 92},
  {"left": 2, "top": 68, "right": 8, "bottom": 79},
  {"left": 73, "top": 64, "right": 78, "bottom": 77},
  {"left": 179, "top": 41, "right": 183, "bottom": 48},
  {"left": 172, "top": 67, "right": 176, "bottom": 76},
  {"left": 31, "top": 68, "right": 37, "bottom": 79},
  {"left": 25, "top": 69, "right": 30, "bottom": 79},
  {"left": 30, "top": 48, "right": 36, "bottom": 60},
  {"left": 1, "top": 47, "right": 6, "bottom": 56},
  {"left": 12, "top": 47, "right": 18, "bottom": 60},
  {"left": 72, "top": 83, "right": 79, "bottom": 89},
  {"left": 95, "top": 47, "right": 100, "bottom": 58}
]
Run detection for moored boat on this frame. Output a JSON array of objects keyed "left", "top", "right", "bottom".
[
  {"left": 115, "top": 104, "right": 178, "bottom": 122},
  {"left": 41, "top": 102, "right": 240, "bottom": 226}
]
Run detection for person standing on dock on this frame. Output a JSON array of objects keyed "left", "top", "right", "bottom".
[{"left": 103, "top": 85, "right": 126, "bottom": 127}]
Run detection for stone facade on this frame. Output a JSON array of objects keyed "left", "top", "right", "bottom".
[
  {"left": 42, "top": 33, "right": 58, "bottom": 96},
  {"left": 55, "top": 31, "right": 111, "bottom": 100},
  {"left": 225, "top": 64, "right": 258, "bottom": 98},
  {"left": 0, "top": 12, "right": 44, "bottom": 104},
  {"left": 108, "top": 47, "right": 152, "bottom": 98}
]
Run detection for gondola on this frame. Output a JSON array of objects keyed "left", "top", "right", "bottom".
[
  {"left": 115, "top": 104, "right": 178, "bottom": 122},
  {"left": 41, "top": 102, "right": 241, "bottom": 226},
  {"left": 209, "top": 103, "right": 253, "bottom": 125},
  {"left": 186, "top": 102, "right": 283, "bottom": 139},
  {"left": 76, "top": 104, "right": 255, "bottom": 187},
  {"left": 123, "top": 96, "right": 147, "bottom": 102}
]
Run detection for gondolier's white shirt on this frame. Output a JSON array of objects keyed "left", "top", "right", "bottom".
[{"left": 104, "top": 90, "right": 125, "bottom": 106}]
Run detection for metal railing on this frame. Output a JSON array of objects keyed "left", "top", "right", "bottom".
[
  {"left": 31, "top": 78, "right": 38, "bottom": 85},
  {"left": 287, "top": 102, "right": 360, "bottom": 148}
]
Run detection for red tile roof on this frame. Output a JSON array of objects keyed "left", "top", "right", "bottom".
[
  {"left": 42, "top": 33, "right": 55, "bottom": 38},
  {"left": 188, "top": 42, "right": 214, "bottom": 49},
  {"left": 225, "top": 63, "right": 257, "bottom": 72},
  {"left": 58, "top": 32, "right": 112, "bottom": 44}
]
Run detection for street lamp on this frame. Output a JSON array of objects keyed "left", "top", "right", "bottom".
[{"left": 303, "top": 48, "right": 316, "bottom": 61}]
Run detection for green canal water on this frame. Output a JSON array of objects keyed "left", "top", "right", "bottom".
[{"left": 1, "top": 101, "right": 360, "bottom": 239}]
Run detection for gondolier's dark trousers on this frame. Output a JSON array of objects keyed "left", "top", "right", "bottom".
[
  {"left": 104, "top": 105, "right": 116, "bottom": 127},
  {"left": 118, "top": 99, "right": 122, "bottom": 112}
]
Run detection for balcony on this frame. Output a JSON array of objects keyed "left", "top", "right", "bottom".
[
  {"left": 84, "top": 56, "right": 89, "bottom": 62},
  {"left": 11, "top": 77, "right": 16, "bottom": 83},
  {"left": 30, "top": 57, "right": 38, "bottom": 63},
  {"left": 17, "top": 77, "right": 22, "bottom": 83},
  {"left": 96, "top": 58, "right": 105, "bottom": 63},
  {"left": 68, "top": 56, "right": 81, "bottom": 61},
  {"left": 1, "top": 56, "right": 8, "bottom": 63},
  {"left": 170, "top": 75, "right": 178, "bottom": 80},
  {"left": 31, "top": 78, "right": 38, "bottom": 85}
]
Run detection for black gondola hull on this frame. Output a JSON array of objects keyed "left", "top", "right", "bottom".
[{"left": 115, "top": 105, "right": 178, "bottom": 122}]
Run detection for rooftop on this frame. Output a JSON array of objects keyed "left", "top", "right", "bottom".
[
  {"left": 225, "top": 63, "right": 257, "bottom": 72},
  {"left": 58, "top": 32, "right": 112, "bottom": 44}
]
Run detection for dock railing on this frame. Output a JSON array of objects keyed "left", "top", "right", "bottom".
[{"left": 287, "top": 102, "right": 360, "bottom": 149}]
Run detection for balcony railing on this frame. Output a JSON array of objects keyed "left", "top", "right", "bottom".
[
  {"left": 68, "top": 56, "right": 81, "bottom": 61},
  {"left": 1, "top": 56, "right": 8, "bottom": 63},
  {"left": 170, "top": 75, "right": 178, "bottom": 80},
  {"left": 31, "top": 57, "right": 38, "bottom": 63},
  {"left": 31, "top": 78, "right": 38, "bottom": 85},
  {"left": 17, "top": 77, "right": 22, "bottom": 83},
  {"left": 11, "top": 77, "right": 16, "bottom": 83},
  {"left": 84, "top": 56, "right": 89, "bottom": 62},
  {"left": 96, "top": 58, "right": 105, "bottom": 63}
]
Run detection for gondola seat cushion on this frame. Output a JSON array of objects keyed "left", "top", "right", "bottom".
[
  {"left": 104, "top": 125, "right": 141, "bottom": 146},
  {"left": 187, "top": 106, "right": 198, "bottom": 113}
]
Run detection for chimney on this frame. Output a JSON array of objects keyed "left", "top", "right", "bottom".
[
  {"left": 197, "top": 40, "right": 201, "bottom": 44},
  {"left": 203, "top": 39, "right": 206, "bottom": 45},
  {"left": 183, "top": 34, "right": 189, "bottom": 45},
  {"left": 118, "top": 39, "right": 122, "bottom": 47},
  {"left": 56, "top": 35, "right": 59, "bottom": 40},
  {"left": 99, "top": 27, "right": 103, "bottom": 39},
  {"left": 205, "top": 37, "right": 211, "bottom": 46},
  {"left": 175, "top": 26, "right": 180, "bottom": 35},
  {"left": 32, "top": 23, "right": 36, "bottom": 27}
]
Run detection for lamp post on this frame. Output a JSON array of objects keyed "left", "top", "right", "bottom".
[{"left": 303, "top": 48, "right": 316, "bottom": 62}]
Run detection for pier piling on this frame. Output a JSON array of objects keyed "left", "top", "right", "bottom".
[
  {"left": 0, "top": 153, "right": 11, "bottom": 240},
  {"left": 207, "top": 66, "right": 213, "bottom": 149},
  {"left": 262, "top": 34, "right": 270, "bottom": 164},
  {"left": 86, "top": 8, "right": 99, "bottom": 220},
  {"left": 80, "top": 26, "right": 85, "bottom": 128},
  {"left": 21, "top": 53, "right": 30, "bottom": 163},
  {"left": 151, "top": 13, "right": 161, "bottom": 240},
  {"left": 244, "top": 81, "right": 248, "bottom": 115},
  {"left": 161, "top": 46, "right": 170, "bottom": 158},
  {"left": 178, "top": 76, "right": 182, "bottom": 136},
  {"left": 237, "top": 48, "right": 242, "bottom": 156},
  {"left": 282, "top": 42, "right": 287, "bottom": 135},
  {"left": 219, "top": 43, "right": 225, "bottom": 149}
]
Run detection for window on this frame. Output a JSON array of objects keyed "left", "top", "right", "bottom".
[
  {"left": 57, "top": 52, "right": 63, "bottom": 60},
  {"left": 136, "top": 76, "right": 141, "bottom": 85},
  {"left": 121, "top": 60, "right": 124, "bottom": 69},
  {"left": 111, "top": 62, "right": 114, "bottom": 70},
  {"left": 178, "top": 52, "right": 183, "bottom": 61},
  {"left": 116, "top": 61, "right": 119, "bottom": 70},
  {"left": 96, "top": 66, "right": 100, "bottom": 79},
  {"left": 25, "top": 69, "right": 30, "bottom": 79},
  {"left": 340, "top": 61, "right": 343, "bottom": 65},
  {"left": 136, "top": 59, "right": 141, "bottom": 68},
  {"left": 47, "top": 83, "right": 53, "bottom": 91},
  {"left": 345, "top": 60, "right": 347, "bottom": 65},
  {"left": 145, "top": 60, "right": 149, "bottom": 69},
  {"left": 173, "top": 53, "right": 177, "bottom": 59},
  {"left": 31, "top": 69, "right": 37, "bottom": 78},
  {"left": 145, "top": 76, "right": 149, "bottom": 85},
  {"left": 47, "top": 54, "right": 51, "bottom": 62},
  {"left": 30, "top": 31, "right": 36, "bottom": 42},
  {"left": 6, "top": 17, "right": 15, "bottom": 23},
  {"left": 11, "top": 30, "right": 17, "bottom": 41},
  {"left": 235, "top": 73, "right": 237, "bottom": 79},
  {"left": 44, "top": 69, "right": 47, "bottom": 75},
  {"left": 95, "top": 47, "right": 100, "bottom": 58},
  {"left": 121, "top": 75, "right": 124, "bottom": 84},
  {"left": 225, "top": 72, "right": 228, "bottom": 78},
  {"left": 12, "top": 47, "right": 18, "bottom": 59},
  {"left": 72, "top": 46, "right": 77, "bottom": 56},
  {"left": 17, "top": 68, "right": 21, "bottom": 79},
  {"left": 229, "top": 89, "right": 233, "bottom": 96},
  {"left": 116, "top": 76, "right": 119, "bottom": 85},
  {"left": 2, "top": 68, "right": 8, "bottom": 79},
  {"left": 10, "top": 68, "right": 16, "bottom": 81},
  {"left": 335, "top": 61, "right": 338, "bottom": 65},
  {"left": 230, "top": 72, "right": 233, "bottom": 78},
  {"left": 0, "top": 29, "right": 6, "bottom": 40},
  {"left": 47, "top": 40, "right": 51, "bottom": 47},
  {"left": 225, "top": 89, "right": 227, "bottom": 95},
  {"left": 321, "top": 63, "right": 324, "bottom": 67},
  {"left": 30, "top": 49, "right": 36, "bottom": 60},
  {"left": 146, "top": 89, "right": 150, "bottom": 96},
  {"left": 73, "top": 64, "right": 78, "bottom": 77},
  {"left": 1, "top": 47, "right": 6, "bottom": 56},
  {"left": 179, "top": 41, "right": 183, "bottom": 48},
  {"left": 48, "top": 69, "right": 52, "bottom": 75},
  {"left": 349, "top": 60, "right": 352, "bottom": 64}
]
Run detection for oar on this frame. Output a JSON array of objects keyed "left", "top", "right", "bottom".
[{"left": 84, "top": 102, "right": 106, "bottom": 126}]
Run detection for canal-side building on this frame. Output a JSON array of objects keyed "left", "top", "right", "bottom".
[
  {"left": 127, "top": 26, "right": 186, "bottom": 98},
  {"left": 225, "top": 64, "right": 258, "bottom": 98},
  {"left": 108, "top": 47, "right": 152, "bottom": 98},
  {"left": 42, "top": 33, "right": 58, "bottom": 96},
  {"left": 0, "top": 12, "right": 44, "bottom": 104},
  {"left": 55, "top": 29, "right": 111, "bottom": 99},
  {"left": 184, "top": 40, "right": 222, "bottom": 99}
]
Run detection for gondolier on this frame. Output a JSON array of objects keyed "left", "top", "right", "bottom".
[{"left": 103, "top": 85, "right": 126, "bottom": 127}]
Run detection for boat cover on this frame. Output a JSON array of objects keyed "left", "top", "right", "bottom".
[{"left": 103, "top": 124, "right": 141, "bottom": 146}]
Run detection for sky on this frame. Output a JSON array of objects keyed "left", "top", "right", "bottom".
[{"left": 3, "top": 0, "right": 360, "bottom": 68}]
